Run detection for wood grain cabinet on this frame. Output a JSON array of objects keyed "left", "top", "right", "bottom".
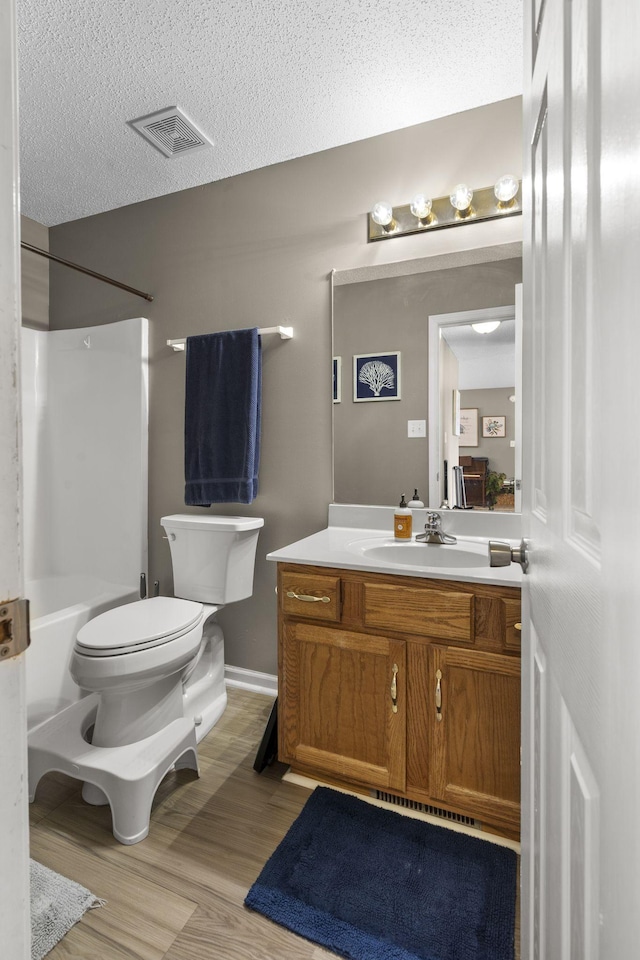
[{"left": 277, "top": 562, "right": 521, "bottom": 838}]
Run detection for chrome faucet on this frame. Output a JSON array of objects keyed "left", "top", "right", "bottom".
[{"left": 415, "top": 511, "right": 457, "bottom": 545}]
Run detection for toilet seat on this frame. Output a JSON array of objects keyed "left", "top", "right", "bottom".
[{"left": 75, "top": 596, "right": 203, "bottom": 657}]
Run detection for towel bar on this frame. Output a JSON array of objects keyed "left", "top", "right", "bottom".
[{"left": 167, "top": 325, "right": 293, "bottom": 351}]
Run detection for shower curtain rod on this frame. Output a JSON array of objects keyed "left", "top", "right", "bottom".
[{"left": 20, "top": 242, "right": 154, "bottom": 302}]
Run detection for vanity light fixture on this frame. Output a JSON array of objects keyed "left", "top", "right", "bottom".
[
  {"left": 371, "top": 201, "right": 395, "bottom": 231},
  {"left": 494, "top": 174, "right": 519, "bottom": 204},
  {"left": 367, "top": 176, "right": 522, "bottom": 242},
  {"left": 409, "top": 194, "right": 433, "bottom": 221},
  {"left": 450, "top": 183, "right": 473, "bottom": 213},
  {"left": 471, "top": 320, "right": 502, "bottom": 334}
]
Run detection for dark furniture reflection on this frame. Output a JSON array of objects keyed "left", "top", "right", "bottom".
[{"left": 459, "top": 456, "right": 489, "bottom": 507}]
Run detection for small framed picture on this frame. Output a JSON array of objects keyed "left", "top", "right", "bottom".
[
  {"left": 459, "top": 408, "right": 478, "bottom": 446},
  {"left": 353, "top": 352, "right": 401, "bottom": 402},
  {"left": 482, "top": 415, "right": 506, "bottom": 438},
  {"left": 332, "top": 357, "right": 342, "bottom": 403}
]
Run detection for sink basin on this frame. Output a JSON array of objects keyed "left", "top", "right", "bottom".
[{"left": 347, "top": 538, "right": 488, "bottom": 569}]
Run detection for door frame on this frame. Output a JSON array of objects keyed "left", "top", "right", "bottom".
[{"left": 0, "top": 0, "right": 30, "bottom": 956}]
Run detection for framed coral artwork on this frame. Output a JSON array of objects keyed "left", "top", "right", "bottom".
[{"left": 353, "top": 352, "right": 401, "bottom": 402}]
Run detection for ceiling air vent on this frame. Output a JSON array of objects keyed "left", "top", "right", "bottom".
[{"left": 128, "top": 106, "right": 213, "bottom": 158}]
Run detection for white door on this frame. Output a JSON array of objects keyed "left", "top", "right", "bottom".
[
  {"left": 0, "top": 0, "right": 31, "bottom": 957},
  {"left": 522, "top": 0, "right": 640, "bottom": 957}
]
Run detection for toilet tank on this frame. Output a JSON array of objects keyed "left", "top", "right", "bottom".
[{"left": 160, "top": 514, "right": 264, "bottom": 604}]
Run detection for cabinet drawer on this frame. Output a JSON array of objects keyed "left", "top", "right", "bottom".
[
  {"left": 281, "top": 570, "right": 341, "bottom": 622},
  {"left": 474, "top": 595, "right": 522, "bottom": 651},
  {"left": 364, "top": 582, "right": 473, "bottom": 643}
]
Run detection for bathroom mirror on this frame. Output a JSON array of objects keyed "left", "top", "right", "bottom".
[{"left": 331, "top": 246, "right": 522, "bottom": 511}]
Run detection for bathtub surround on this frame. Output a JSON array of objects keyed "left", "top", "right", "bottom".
[
  {"left": 21, "top": 319, "right": 148, "bottom": 729},
  {"left": 184, "top": 328, "right": 262, "bottom": 506},
  {"left": 30, "top": 859, "right": 103, "bottom": 960},
  {"left": 48, "top": 96, "right": 523, "bottom": 678}
]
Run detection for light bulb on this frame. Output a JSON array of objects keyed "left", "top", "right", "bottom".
[
  {"left": 450, "top": 184, "right": 473, "bottom": 211},
  {"left": 371, "top": 201, "right": 394, "bottom": 227},
  {"left": 494, "top": 174, "right": 519, "bottom": 203},
  {"left": 410, "top": 194, "right": 432, "bottom": 219},
  {"left": 471, "top": 320, "right": 501, "bottom": 334}
]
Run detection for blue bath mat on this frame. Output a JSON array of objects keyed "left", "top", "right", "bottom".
[{"left": 245, "top": 787, "right": 517, "bottom": 960}]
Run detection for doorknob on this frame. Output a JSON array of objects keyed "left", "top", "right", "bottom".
[{"left": 488, "top": 538, "right": 530, "bottom": 573}]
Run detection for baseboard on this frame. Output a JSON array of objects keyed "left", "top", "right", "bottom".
[{"left": 224, "top": 664, "right": 278, "bottom": 697}]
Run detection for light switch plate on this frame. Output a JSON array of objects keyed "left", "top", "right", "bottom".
[{"left": 407, "top": 419, "right": 427, "bottom": 438}]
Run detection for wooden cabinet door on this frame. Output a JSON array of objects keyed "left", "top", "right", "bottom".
[
  {"left": 429, "top": 645, "right": 521, "bottom": 829},
  {"left": 279, "top": 621, "right": 406, "bottom": 792}
]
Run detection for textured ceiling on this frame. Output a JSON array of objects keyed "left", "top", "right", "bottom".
[{"left": 17, "top": 0, "right": 523, "bottom": 227}]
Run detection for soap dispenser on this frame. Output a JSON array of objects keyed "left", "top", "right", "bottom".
[
  {"left": 394, "top": 495, "right": 412, "bottom": 539},
  {"left": 407, "top": 489, "right": 424, "bottom": 508}
]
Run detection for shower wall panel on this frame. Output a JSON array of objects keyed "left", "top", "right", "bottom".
[{"left": 21, "top": 317, "right": 148, "bottom": 589}]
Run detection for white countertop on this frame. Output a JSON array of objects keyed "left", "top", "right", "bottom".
[{"left": 267, "top": 525, "right": 522, "bottom": 588}]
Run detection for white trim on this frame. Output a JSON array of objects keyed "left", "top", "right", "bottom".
[
  {"left": 224, "top": 664, "right": 277, "bottom": 697},
  {"left": 0, "top": 0, "right": 30, "bottom": 955},
  {"left": 332, "top": 242, "right": 523, "bottom": 285}
]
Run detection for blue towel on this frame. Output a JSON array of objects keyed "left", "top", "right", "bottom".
[{"left": 184, "top": 328, "right": 261, "bottom": 505}]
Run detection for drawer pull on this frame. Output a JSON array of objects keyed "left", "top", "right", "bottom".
[
  {"left": 390, "top": 663, "right": 399, "bottom": 714},
  {"left": 514, "top": 622, "right": 522, "bottom": 631},
  {"left": 435, "top": 669, "right": 443, "bottom": 722},
  {"left": 286, "top": 591, "right": 331, "bottom": 604}
]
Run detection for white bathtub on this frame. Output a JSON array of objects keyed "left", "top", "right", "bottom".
[{"left": 26, "top": 575, "right": 139, "bottom": 731}]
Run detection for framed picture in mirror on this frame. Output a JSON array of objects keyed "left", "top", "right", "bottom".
[
  {"left": 482, "top": 415, "right": 506, "bottom": 438},
  {"left": 333, "top": 357, "right": 341, "bottom": 403},
  {"left": 353, "top": 352, "right": 401, "bottom": 402},
  {"left": 459, "top": 408, "right": 478, "bottom": 446}
]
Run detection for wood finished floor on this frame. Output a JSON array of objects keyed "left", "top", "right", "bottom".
[{"left": 29, "top": 687, "right": 520, "bottom": 959}]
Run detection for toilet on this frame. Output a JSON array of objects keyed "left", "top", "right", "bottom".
[{"left": 28, "top": 513, "right": 264, "bottom": 844}]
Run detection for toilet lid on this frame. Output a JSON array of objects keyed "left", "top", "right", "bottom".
[{"left": 75, "top": 596, "right": 203, "bottom": 656}]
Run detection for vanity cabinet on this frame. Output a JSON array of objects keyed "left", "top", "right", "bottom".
[{"left": 277, "top": 562, "right": 521, "bottom": 837}]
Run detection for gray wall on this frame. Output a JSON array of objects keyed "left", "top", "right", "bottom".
[
  {"left": 48, "top": 96, "right": 523, "bottom": 677},
  {"left": 333, "top": 259, "right": 522, "bottom": 505},
  {"left": 459, "top": 386, "right": 516, "bottom": 476}
]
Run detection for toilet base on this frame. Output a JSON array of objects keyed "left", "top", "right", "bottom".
[
  {"left": 28, "top": 694, "right": 199, "bottom": 844},
  {"left": 182, "top": 619, "right": 227, "bottom": 742}
]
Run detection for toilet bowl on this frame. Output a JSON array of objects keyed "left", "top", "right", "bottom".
[
  {"left": 28, "top": 513, "right": 264, "bottom": 843},
  {"left": 70, "top": 596, "right": 212, "bottom": 747}
]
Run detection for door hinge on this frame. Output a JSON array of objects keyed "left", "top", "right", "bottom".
[{"left": 0, "top": 598, "right": 30, "bottom": 660}]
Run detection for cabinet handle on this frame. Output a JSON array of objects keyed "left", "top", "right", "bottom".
[
  {"left": 286, "top": 591, "right": 331, "bottom": 603},
  {"left": 514, "top": 622, "right": 522, "bottom": 631},
  {"left": 435, "top": 669, "right": 443, "bottom": 722},
  {"left": 390, "top": 663, "right": 399, "bottom": 714}
]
